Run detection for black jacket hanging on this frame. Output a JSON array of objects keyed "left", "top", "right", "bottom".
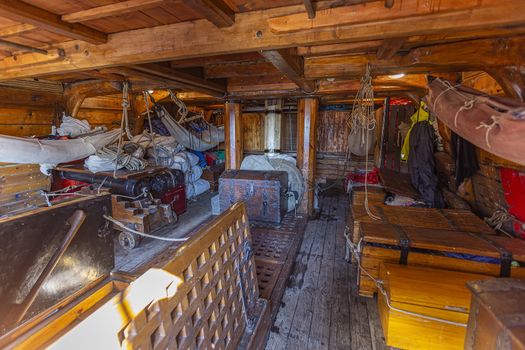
[
  {"left": 451, "top": 132, "right": 479, "bottom": 187},
  {"left": 408, "top": 121, "right": 445, "bottom": 208}
]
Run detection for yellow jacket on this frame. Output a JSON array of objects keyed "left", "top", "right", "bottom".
[{"left": 400, "top": 103, "right": 430, "bottom": 162}]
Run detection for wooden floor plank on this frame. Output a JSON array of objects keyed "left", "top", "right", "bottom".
[
  {"left": 366, "top": 298, "right": 388, "bottom": 350},
  {"left": 349, "top": 264, "right": 373, "bottom": 350},
  {"left": 307, "top": 214, "right": 337, "bottom": 349},
  {"left": 265, "top": 218, "right": 322, "bottom": 349},
  {"left": 265, "top": 191, "right": 386, "bottom": 350}
]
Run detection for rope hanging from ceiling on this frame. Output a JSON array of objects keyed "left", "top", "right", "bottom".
[{"left": 348, "top": 64, "right": 381, "bottom": 220}]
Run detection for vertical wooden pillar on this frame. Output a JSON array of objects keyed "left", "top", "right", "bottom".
[
  {"left": 224, "top": 101, "right": 243, "bottom": 170},
  {"left": 297, "top": 98, "right": 318, "bottom": 216}
]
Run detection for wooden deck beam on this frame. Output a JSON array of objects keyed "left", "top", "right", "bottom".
[
  {"left": 261, "top": 48, "right": 315, "bottom": 93},
  {"left": 303, "top": 0, "right": 315, "bottom": 19},
  {"left": 180, "top": 0, "right": 235, "bottom": 28},
  {"left": 1, "top": 0, "right": 525, "bottom": 78},
  {"left": 0, "top": 0, "right": 107, "bottom": 44}
]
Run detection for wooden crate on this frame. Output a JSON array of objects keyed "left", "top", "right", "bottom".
[
  {"left": 465, "top": 278, "right": 525, "bottom": 350},
  {"left": 378, "top": 263, "right": 492, "bottom": 350},
  {"left": 0, "top": 163, "right": 50, "bottom": 217},
  {"left": 357, "top": 222, "right": 525, "bottom": 297},
  {"left": 2, "top": 202, "right": 270, "bottom": 350}
]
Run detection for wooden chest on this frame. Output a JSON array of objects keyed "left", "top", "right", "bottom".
[
  {"left": 357, "top": 222, "right": 525, "bottom": 297},
  {"left": 201, "top": 163, "right": 225, "bottom": 192},
  {"left": 351, "top": 203, "right": 495, "bottom": 244},
  {"left": 465, "top": 278, "right": 525, "bottom": 350},
  {"left": 219, "top": 170, "right": 288, "bottom": 223},
  {"left": 378, "top": 263, "right": 491, "bottom": 350}
]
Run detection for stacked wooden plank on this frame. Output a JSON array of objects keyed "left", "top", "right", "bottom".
[
  {"left": 0, "top": 163, "right": 50, "bottom": 217},
  {"left": 378, "top": 263, "right": 491, "bottom": 350},
  {"left": 357, "top": 221, "right": 525, "bottom": 297}
]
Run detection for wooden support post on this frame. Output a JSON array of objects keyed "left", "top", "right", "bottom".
[
  {"left": 297, "top": 98, "right": 318, "bottom": 216},
  {"left": 224, "top": 101, "right": 243, "bottom": 170}
]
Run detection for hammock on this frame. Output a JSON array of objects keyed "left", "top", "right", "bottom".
[
  {"left": 155, "top": 104, "right": 224, "bottom": 151},
  {"left": 424, "top": 78, "right": 525, "bottom": 166},
  {"left": 0, "top": 130, "right": 120, "bottom": 169}
]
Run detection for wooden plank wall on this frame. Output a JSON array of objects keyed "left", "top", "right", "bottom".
[
  {"left": 316, "top": 110, "right": 350, "bottom": 181},
  {"left": 78, "top": 95, "right": 124, "bottom": 130},
  {"left": 240, "top": 108, "right": 351, "bottom": 182},
  {"left": 0, "top": 87, "right": 58, "bottom": 137},
  {"left": 242, "top": 112, "right": 265, "bottom": 152}
]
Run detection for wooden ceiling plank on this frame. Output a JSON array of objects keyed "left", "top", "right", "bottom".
[
  {"left": 1, "top": 0, "right": 525, "bottom": 78},
  {"left": 376, "top": 37, "right": 406, "bottom": 60},
  {"left": 0, "top": 23, "right": 35, "bottom": 37},
  {"left": 204, "top": 61, "right": 277, "bottom": 78},
  {"left": 180, "top": 0, "right": 235, "bottom": 27},
  {"left": 62, "top": 0, "right": 175, "bottom": 23},
  {"left": 0, "top": 0, "right": 107, "bottom": 44},
  {"left": 304, "top": 0, "right": 315, "bottom": 19},
  {"left": 268, "top": 0, "right": 484, "bottom": 34},
  {"left": 261, "top": 48, "right": 315, "bottom": 92}
]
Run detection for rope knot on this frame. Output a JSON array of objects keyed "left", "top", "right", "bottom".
[
  {"left": 454, "top": 98, "right": 475, "bottom": 128},
  {"left": 475, "top": 115, "right": 500, "bottom": 148}
]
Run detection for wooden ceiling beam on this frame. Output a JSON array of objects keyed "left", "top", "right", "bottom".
[
  {"left": 305, "top": 34, "right": 525, "bottom": 79},
  {"left": 261, "top": 48, "right": 315, "bottom": 93},
  {"left": 0, "top": 0, "right": 107, "bottom": 44},
  {"left": 62, "top": 0, "right": 174, "bottom": 23},
  {"left": 2, "top": 0, "right": 525, "bottom": 78},
  {"left": 298, "top": 40, "right": 383, "bottom": 57},
  {"left": 129, "top": 63, "right": 225, "bottom": 96},
  {"left": 376, "top": 37, "right": 406, "bottom": 60},
  {"left": 180, "top": 0, "right": 235, "bottom": 28},
  {"left": 0, "top": 23, "right": 35, "bottom": 37},
  {"left": 304, "top": 0, "right": 315, "bottom": 19},
  {"left": 268, "top": 0, "right": 485, "bottom": 34}
]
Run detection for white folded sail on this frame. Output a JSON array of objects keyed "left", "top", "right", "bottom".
[{"left": 0, "top": 130, "right": 120, "bottom": 166}]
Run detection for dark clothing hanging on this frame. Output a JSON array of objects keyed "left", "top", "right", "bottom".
[
  {"left": 408, "top": 121, "right": 445, "bottom": 208},
  {"left": 451, "top": 132, "right": 479, "bottom": 187}
]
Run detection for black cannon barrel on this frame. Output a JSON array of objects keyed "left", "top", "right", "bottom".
[{"left": 58, "top": 171, "right": 151, "bottom": 197}]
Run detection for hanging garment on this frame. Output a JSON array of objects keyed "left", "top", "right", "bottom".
[
  {"left": 400, "top": 103, "right": 429, "bottom": 162},
  {"left": 424, "top": 78, "right": 525, "bottom": 166},
  {"left": 451, "top": 132, "right": 479, "bottom": 187},
  {"left": 408, "top": 121, "right": 445, "bottom": 208}
]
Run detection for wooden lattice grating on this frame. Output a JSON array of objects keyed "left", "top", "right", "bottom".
[{"left": 120, "top": 203, "right": 260, "bottom": 350}]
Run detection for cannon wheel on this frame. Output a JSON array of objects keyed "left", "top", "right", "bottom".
[{"left": 118, "top": 230, "right": 139, "bottom": 250}]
